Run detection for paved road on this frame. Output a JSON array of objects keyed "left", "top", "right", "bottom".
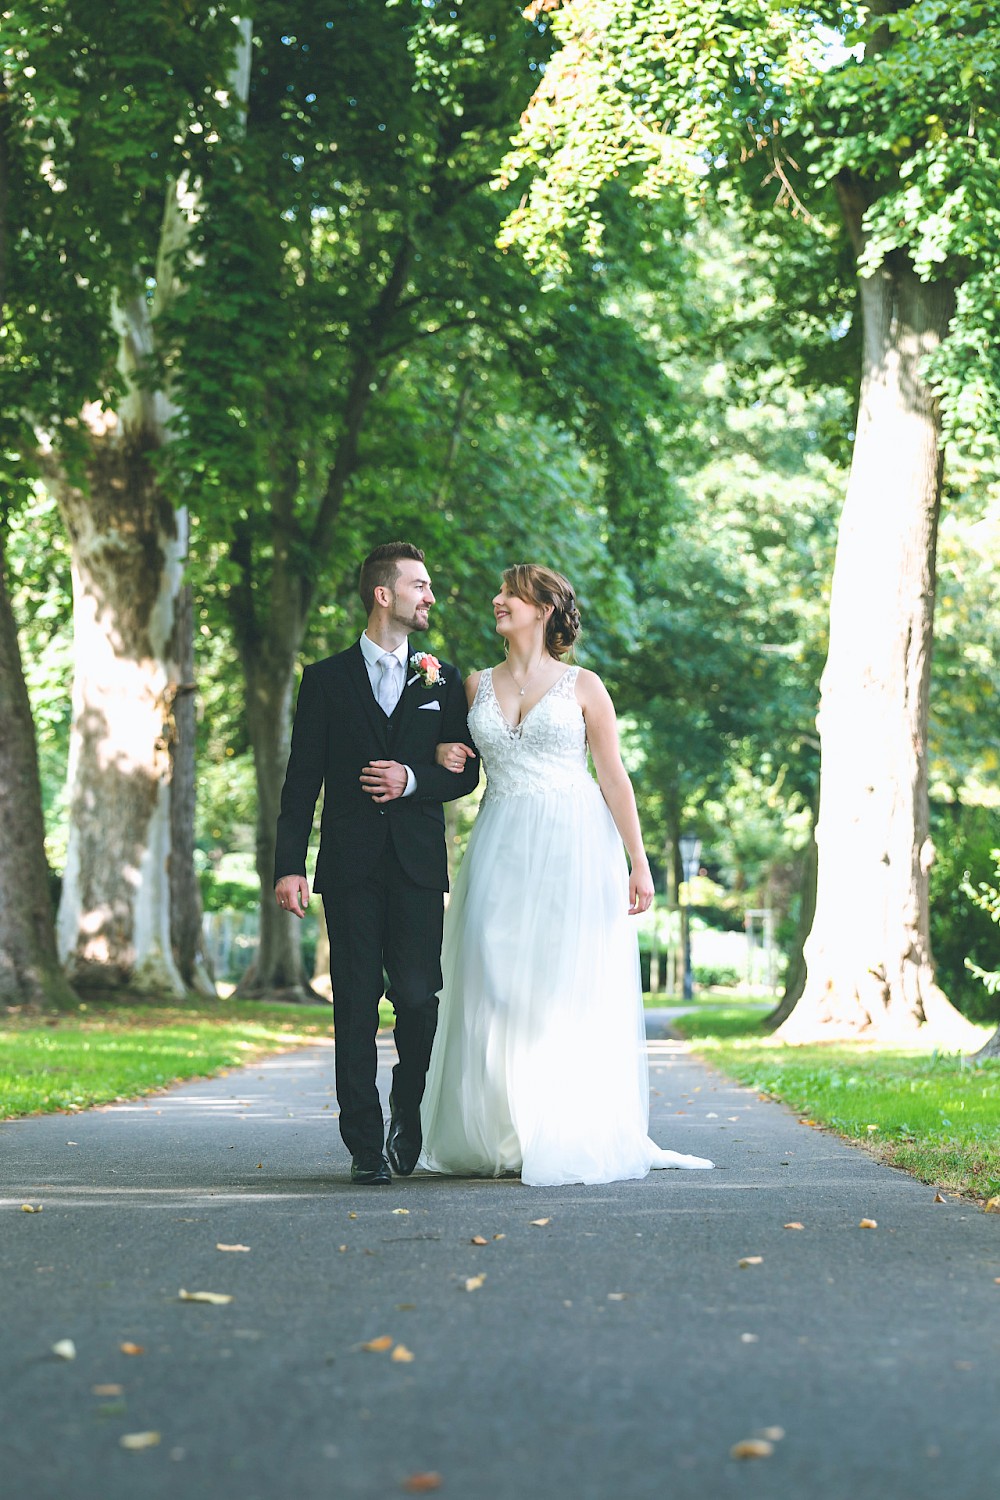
[{"left": 3, "top": 1028, "right": 999, "bottom": 1500}]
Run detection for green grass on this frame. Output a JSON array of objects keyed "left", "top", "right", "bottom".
[
  {"left": 674, "top": 1005, "right": 1000, "bottom": 1202},
  {"left": 0, "top": 997, "right": 338, "bottom": 1119}
]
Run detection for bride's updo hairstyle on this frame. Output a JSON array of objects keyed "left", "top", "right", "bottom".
[{"left": 502, "top": 564, "right": 581, "bottom": 659}]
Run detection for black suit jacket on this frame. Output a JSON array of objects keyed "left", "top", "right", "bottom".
[{"left": 273, "top": 641, "right": 479, "bottom": 893}]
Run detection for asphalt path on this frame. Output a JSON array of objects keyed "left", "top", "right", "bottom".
[{"left": 3, "top": 1021, "right": 1000, "bottom": 1500}]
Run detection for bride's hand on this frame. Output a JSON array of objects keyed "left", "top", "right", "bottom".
[
  {"left": 435, "top": 741, "right": 476, "bottom": 773},
  {"left": 628, "top": 859, "right": 654, "bottom": 916}
]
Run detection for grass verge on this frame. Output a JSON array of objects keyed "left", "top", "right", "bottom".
[
  {"left": 674, "top": 1005, "right": 1000, "bottom": 1202},
  {"left": 0, "top": 996, "right": 339, "bottom": 1120}
]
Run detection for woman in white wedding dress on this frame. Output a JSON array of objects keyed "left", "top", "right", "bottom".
[{"left": 419, "top": 564, "right": 713, "bottom": 1187}]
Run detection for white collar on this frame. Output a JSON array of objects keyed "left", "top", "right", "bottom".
[{"left": 360, "top": 632, "right": 408, "bottom": 669}]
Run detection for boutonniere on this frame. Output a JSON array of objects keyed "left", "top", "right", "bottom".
[{"left": 409, "top": 651, "right": 442, "bottom": 688}]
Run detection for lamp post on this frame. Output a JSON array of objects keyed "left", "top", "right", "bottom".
[{"left": 678, "top": 833, "right": 701, "bottom": 1002}]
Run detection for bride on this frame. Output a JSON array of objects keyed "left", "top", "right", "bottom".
[{"left": 419, "top": 564, "right": 714, "bottom": 1186}]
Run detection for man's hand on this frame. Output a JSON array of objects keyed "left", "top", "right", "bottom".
[
  {"left": 361, "top": 760, "right": 408, "bottom": 803},
  {"left": 435, "top": 741, "right": 477, "bottom": 774},
  {"left": 275, "top": 875, "right": 310, "bottom": 919}
]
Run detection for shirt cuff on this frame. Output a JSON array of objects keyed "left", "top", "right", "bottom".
[{"left": 401, "top": 765, "right": 416, "bottom": 797}]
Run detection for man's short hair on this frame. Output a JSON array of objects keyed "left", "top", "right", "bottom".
[{"left": 358, "top": 542, "right": 425, "bottom": 613}]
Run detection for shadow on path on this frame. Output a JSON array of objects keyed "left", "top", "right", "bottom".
[{"left": 2, "top": 1033, "right": 999, "bottom": 1500}]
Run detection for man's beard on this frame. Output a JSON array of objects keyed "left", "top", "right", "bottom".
[{"left": 392, "top": 601, "right": 429, "bottom": 633}]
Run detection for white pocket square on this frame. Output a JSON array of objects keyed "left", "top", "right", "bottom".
[{"left": 417, "top": 701, "right": 441, "bottom": 711}]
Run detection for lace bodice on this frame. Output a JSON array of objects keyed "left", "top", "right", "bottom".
[{"left": 468, "top": 666, "right": 593, "bottom": 800}]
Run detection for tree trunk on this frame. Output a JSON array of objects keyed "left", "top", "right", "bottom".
[
  {"left": 0, "top": 535, "right": 77, "bottom": 1009},
  {"left": 312, "top": 918, "right": 333, "bottom": 1002},
  {"left": 973, "top": 1027, "right": 1000, "bottom": 1061},
  {"left": 777, "top": 184, "right": 979, "bottom": 1046},
  {"left": 54, "top": 435, "right": 186, "bottom": 996},
  {"left": 169, "top": 578, "right": 216, "bottom": 996},
  {"left": 237, "top": 643, "right": 318, "bottom": 1000},
  {"left": 765, "top": 826, "right": 817, "bottom": 1030}
]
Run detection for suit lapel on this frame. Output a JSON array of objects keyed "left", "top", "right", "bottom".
[
  {"left": 391, "top": 636, "right": 433, "bottom": 746},
  {"left": 345, "top": 641, "right": 389, "bottom": 747}
]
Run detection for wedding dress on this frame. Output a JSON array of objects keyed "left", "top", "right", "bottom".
[{"left": 419, "top": 666, "right": 714, "bottom": 1186}]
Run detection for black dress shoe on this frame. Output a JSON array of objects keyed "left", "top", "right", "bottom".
[
  {"left": 386, "top": 1094, "right": 421, "bottom": 1177},
  {"left": 351, "top": 1152, "right": 392, "bottom": 1185}
]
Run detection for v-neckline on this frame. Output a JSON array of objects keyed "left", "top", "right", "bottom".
[{"left": 487, "top": 665, "right": 572, "bottom": 732}]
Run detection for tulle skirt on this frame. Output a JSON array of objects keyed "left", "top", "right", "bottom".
[{"left": 420, "top": 779, "right": 714, "bottom": 1186}]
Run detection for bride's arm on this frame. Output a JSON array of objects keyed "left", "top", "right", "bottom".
[
  {"left": 434, "top": 671, "right": 482, "bottom": 771},
  {"left": 576, "top": 669, "right": 654, "bottom": 915}
]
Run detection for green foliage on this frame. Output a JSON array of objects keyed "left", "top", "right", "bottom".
[
  {"left": 929, "top": 805, "right": 1000, "bottom": 1019},
  {"left": 498, "top": 1, "right": 1000, "bottom": 441},
  {"left": 160, "top": 0, "right": 679, "bottom": 660},
  {"left": 1, "top": 1, "right": 243, "bottom": 466},
  {"left": 961, "top": 847, "right": 1000, "bottom": 1001}
]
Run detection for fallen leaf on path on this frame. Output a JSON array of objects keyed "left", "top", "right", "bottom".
[
  {"left": 20, "top": 1204, "right": 42, "bottom": 1213},
  {"left": 392, "top": 1208, "right": 410, "bottom": 1216},
  {"left": 391, "top": 1344, "right": 414, "bottom": 1363},
  {"left": 402, "top": 1474, "right": 442, "bottom": 1493},
  {"left": 93, "top": 1384, "right": 124, "bottom": 1396},
  {"left": 120, "top": 1432, "right": 161, "bottom": 1451},
  {"left": 348, "top": 1212, "right": 358, "bottom": 1219},
  {"left": 858, "top": 1219, "right": 878, "bottom": 1229},
  {"left": 339, "top": 1245, "right": 347, "bottom": 1253},
  {"left": 933, "top": 1192, "right": 947, "bottom": 1203},
  {"left": 761, "top": 1427, "right": 786, "bottom": 1441},
  {"left": 984, "top": 1197, "right": 1000, "bottom": 1214},
  {"left": 607, "top": 1293, "right": 627, "bottom": 1301},
  {"left": 119, "top": 1343, "right": 145, "bottom": 1356},
  {"left": 52, "top": 1339, "right": 76, "bottom": 1360},
  {"left": 738, "top": 1257, "right": 763, "bottom": 1268},
  {"left": 470, "top": 1236, "right": 488, "bottom": 1246},
  {"left": 362, "top": 1336, "right": 393, "bottom": 1352},
  {"left": 493, "top": 1234, "right": 505, "bottom": 1241},
  {"left": 464, "top": 1274, "right": 486, "bottom": 1291},
  {"left": 178, "top": 1289, "right": 233, "bottom": 1304},
  {"left": 216, "top": 1244, "right": 250, "bottom": 1253},
  {"left": 730, "top": 1439, "right": 774, "bottom": 1460},
  {"left": 530, "top": 1218, "right": 550, "bottom": 1227},
  {"left": 740, "top": 1333, "right": 759, "bottom": 1343},
  {"left": 783, "top": 1223, "right": 804, "bottom": 1231}
]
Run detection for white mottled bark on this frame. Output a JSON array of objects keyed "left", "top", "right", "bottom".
[{"left": 778, "top": 201, "right": 979, "bottom": 1047}]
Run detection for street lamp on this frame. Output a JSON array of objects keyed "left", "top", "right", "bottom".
[{"left": 678, "top": 833, "right": 701, "bottom": 1002}]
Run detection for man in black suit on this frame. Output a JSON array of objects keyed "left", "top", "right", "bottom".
[{"left": 274, "top": 542, "right": 479, "bottom": 1184}]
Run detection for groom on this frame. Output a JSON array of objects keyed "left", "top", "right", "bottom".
[{"left": 274, "top": 542, "right": 479, "bottom": 1183}]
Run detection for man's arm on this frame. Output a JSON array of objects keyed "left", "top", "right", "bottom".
[
  {"left": 409, "top": 665, "right": 480, "bottom": 802},
  {"left": 273, "top": 666, "right": 326, "bottom": 888}
]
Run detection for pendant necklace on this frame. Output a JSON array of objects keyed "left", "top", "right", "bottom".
[{"left": 509, "top": 657, "right": 545, "bottom": 697}]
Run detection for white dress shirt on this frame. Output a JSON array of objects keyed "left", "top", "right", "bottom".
[{"left": 359, "top": 632, "right": 416, "bottom": 797}]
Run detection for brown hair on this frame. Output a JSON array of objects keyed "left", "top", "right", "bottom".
[
  {"left": 502, "top": 564, "right": 581, "bottom": 659},
  {"left": 359, "top": 542, "right": 425, "bottom": 613}
]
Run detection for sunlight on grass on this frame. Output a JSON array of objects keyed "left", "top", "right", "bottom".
[
  {"left": 674, "top": 1006, "right": 1000, "bottom": 1201},
  {"left": 0, "top": 999, "right": 335, "bottom": 1119}
]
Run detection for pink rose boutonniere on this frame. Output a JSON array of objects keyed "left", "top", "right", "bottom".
[{"left": 409, "top": 651, "right": 442, "bottom": 688}]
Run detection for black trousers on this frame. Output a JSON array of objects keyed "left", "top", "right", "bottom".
[{"left": 323, "top": 846, "right": 444, "bottom": 1158}]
